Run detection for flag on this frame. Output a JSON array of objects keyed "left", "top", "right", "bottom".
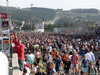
[
  {"left": 22, "top": 21, "right": 25, "bottom": 27},
  {"left": 22, "top": 21, "right": 25, "bottom": 24},
  {"left": 42, "top": 21, "right": 44, "bottom": 26},
  {"left": 13, "top": 23, "right": 16, "bottom": 26},
  {"left": 42, "top": 19, "right": 44, "bottom": 28},
  {"left": 36, "top": 27, "right": 38, "bottom": 32}
]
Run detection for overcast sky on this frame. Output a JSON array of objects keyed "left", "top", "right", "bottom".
[{"left": 0, "top": 0, "right": 100, "bottom": 10}]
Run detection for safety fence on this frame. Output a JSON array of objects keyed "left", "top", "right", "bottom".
[{"left": 12, "top": 53, "right": 21, "bottom": 75}]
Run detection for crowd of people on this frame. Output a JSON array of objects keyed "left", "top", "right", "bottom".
[{"left": 12, "top": 31, "right": 100, "bottom": 75}]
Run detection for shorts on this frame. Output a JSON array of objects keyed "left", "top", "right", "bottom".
[
  {"left": 72, "top": 64, "right": 78, "bottom": 69},
  {"left": 56, "top": 66, "right": 60, "bottom": 72},
  {"left": 36, "top": 58, "right": 40, "bottom": 63},
  {"left": 18, "top": 60, "right": 24, "bottom": 71},
  {"left": 83, "top": 68, "right": 88, "bottom": 72},
  {"left": 64, "top": 69, "right": 70, "bottom": 74}
]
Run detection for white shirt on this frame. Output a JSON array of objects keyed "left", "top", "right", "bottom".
[
  {"left": 85, "top": 53, "right": 92, "bottom": 62},
  {"left": 46, "top": 54, "right": 52, "bottom": 63},
  {"left": 89, "top": 52, "right": 95, "bottom": 62},
  {"left": 69, "top": 55, "right": 73, "bottom": 60},
  {"left": 25, "top": 67, "right": 30, "bottom": 75},
  {"left": 47, "top": 46, "right": 52, "bottom": 52},
  {"left": 32, "top": 66, "right": 38, "bottom": 73},
  {"left": 96, "top": 42, "right": 98, "bottom": 48}
]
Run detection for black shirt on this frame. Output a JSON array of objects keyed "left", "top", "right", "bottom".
[
  {"left": 35, "top": 72, "right": 45, "bottom": 75},
  {"left": 96, "top": 60, "right": 100, "bottom": 70},
  {"left": 64, "top": 60, "right": 71, "bottom": 70}
]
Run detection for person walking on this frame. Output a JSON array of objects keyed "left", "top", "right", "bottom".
[
  {"left": 27, "top": 51, "right": 35, "bottom": 69},
  {"left": 55, "top": 55, "right": 64, "bottom": 75},
  {"left": 15, "top": 40, "right": 25, "bottom": 75},
  {"left": 87, "top": 62, "right": 98, "bottom": 75},
  {"left": 71, "top": 51, "right": 79, "bottom": 75},
  {"left": 81, "top": 55, "right": 89, "bottom": 75},
  {"left": 49, "top": 63, "right": 56, "bottom": 75}
]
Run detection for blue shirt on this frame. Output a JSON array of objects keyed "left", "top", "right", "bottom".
[
  {"left": 49, "top": 69, "right": 56, "bottom": 75},
  {"left": 56, "top": 59, "right": 61, "bottom": 67},
  {"left": 28, "top": 54, "right": 35, "bottom": 64},
  {"left": 80, "top": 49, "right": 85, "bottom": 56},
  {"left": 82, "top": 59, "right": 88, "bottom": 68}
]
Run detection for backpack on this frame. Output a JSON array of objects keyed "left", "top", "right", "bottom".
[{"left": 88, "top": 67, "right": 97, "bottom": 74}]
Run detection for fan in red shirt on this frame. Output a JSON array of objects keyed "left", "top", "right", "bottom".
[
  {"left": 11, "top": 31, "right": 17, "bottom": 38},
  {"left": 12, "top": 36, "right": 18, "bottom": 46},
  {"left": 15, "top": 40, "right": 25, "bottom": 75}
]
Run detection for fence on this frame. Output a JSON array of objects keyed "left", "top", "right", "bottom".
[{"left": 12, "top": 53, "right": 21, "bottom": 75}]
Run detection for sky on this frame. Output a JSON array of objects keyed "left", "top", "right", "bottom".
[{"left": 0, "top": 0, "right": 100, "bottom": 10}]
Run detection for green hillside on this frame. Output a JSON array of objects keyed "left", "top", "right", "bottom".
[
  {"left": 1, "top": 6, "right": 100, "bottom": 29},
  {"left": 0, "top": 6, "right": 56, "bottom": 25},
  {"left": 55, "top": 8, "right": 100, "bottom": 25}
]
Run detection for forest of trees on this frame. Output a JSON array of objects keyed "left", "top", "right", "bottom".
[
  {"left": 70, "top": 9, "right": 99, "bottom": 13},
  {"left": 0, "top": 6, "right": 56, "bottom": 26}
]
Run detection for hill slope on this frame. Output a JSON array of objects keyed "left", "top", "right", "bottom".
[
  {"left": 0, "top": 6, "right": 56, "bottom": 25},
  {"left": 1, "top": 6, "right": 100, "bottom": 26}
]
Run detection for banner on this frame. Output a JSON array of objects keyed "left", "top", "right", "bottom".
[
  {"left": 0, "top": 13, "right": 8, "bottom": 19},
  {"left": 2, "top": 21, "right": 9, "bottom": 27}
]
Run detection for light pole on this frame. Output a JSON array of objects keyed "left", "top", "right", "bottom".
[
  {"left": 0, "top": 14, "right": 1, "bottom": 32},
  {"left": 6, "top": 0, "right": 9, "bottom": 19},
  {"left": 31, "top": 4, "right": 33, "bottom": 30}
]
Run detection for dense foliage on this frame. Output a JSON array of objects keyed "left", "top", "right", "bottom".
[
  {"left": 0, "top": 6, "right": 100, "bottom": 31},
  {"left": 0, "top": 6, "right": 56, "bottom": 25},
  {"left": 70, "top": 9, "right": 99, "bottom": 13}
]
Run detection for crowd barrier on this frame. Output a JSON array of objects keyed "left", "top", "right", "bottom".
[{"left": 12, "top": 53, "right": 21, "bottom": 75}]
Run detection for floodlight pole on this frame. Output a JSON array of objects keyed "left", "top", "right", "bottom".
[
  {"left": 31, "top": 4, "right": 33, "bottom": 30},
  {"left": 0, "top": 14, "right": 1, "bottom": 32},
  {"left": 6, "top": 0, "right": 9, "bottom": 19}
]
